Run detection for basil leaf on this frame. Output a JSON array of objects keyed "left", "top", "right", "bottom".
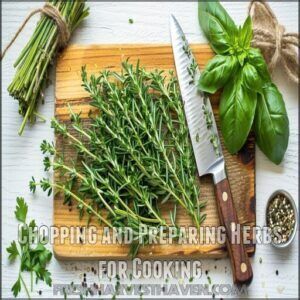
[
  {"left": 198, "top": 55, "right": 238, "bottom": 94},
  {"left": 238, "top": 16, "right": 252, "bottom": 48},
  {"left": 198, "top": 1, "right": 237, "bottom": 54},
  {"left": 237, "top": 51, "right": 247, "bottom": 66},
  {"left": 247, "top": 48, "right": 271, "bottom": 83},
  {"left": 242, "top": 62, "right": 261, "bottom": 92},
  {"left": 220, "top": 70, "right": 257, "bottom": 153},
  {"left": 254, "top": 83, "right": 289, "bottom": 164}
]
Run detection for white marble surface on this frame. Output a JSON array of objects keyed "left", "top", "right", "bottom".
[{"left": 1, "top": 1, "right": 299, "bottom": 298}]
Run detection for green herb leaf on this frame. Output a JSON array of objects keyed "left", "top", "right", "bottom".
[
  {"left": 198, "top": 1, "right": 237, "bottom": 54},
  {"left": 33, "top": 243, "right": 52, "bottom": 266},
  {"left": 29, "top": 219, "right": 37, "bottom": 229},
  {"left": 242, "top": 62, "right": 261, "bottom": 91},
  {"left": 198, "top": 55, "right": 238, "bottom": 93},
  {"left": 238, "top": 16, "right": 252, "bottom": 48},
  {"left": 254, "top": 83, "right": 289, "bottom": 164},
  {"left": 247, "top": 48, "right": 271, "bottom": 83},
  {"left": 12, "top": 277, "right": 21, "bottom": 297},
  {"left": 197, "top": 0, "right": 289, "bottom": 164},
  {"left": 237, "top": 51, "right": 247, "bottom": 66},
  {"left": 15, "top": 197, "right": 28, "bottom": 223},
  {"left": 220, "top": 70, "right": 257, "bottom": 153},
  {"left": 8, "top": 198, "right": 52, "bottom": 298},
  {"left": 7, "top": 241, "right": 19, "bottom": 261},
  {"left": 34, "top": 265, "right": 52, "bottom": 286},
  {"left": 43, "top": 269, "right": 52, "bottom": 286}
]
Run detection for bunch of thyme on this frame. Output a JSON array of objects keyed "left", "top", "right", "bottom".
[
  {"left": 30, "top": 62, "right": 206, "bottom": 256},
  {"left": 7, "top": 0, "right": 89, "bottom": 135}
]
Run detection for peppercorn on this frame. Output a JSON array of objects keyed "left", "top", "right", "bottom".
[{"left": 267, "top": 193, "right": 295, "bottom": 245}]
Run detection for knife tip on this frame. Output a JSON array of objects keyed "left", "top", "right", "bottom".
[{"left": 169, "top": 14, "right": 177, "bottom": 23}]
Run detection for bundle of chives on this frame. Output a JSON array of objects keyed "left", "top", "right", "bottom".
[{"left": 7, "top": 0, "right": 89, "bottom": 135}]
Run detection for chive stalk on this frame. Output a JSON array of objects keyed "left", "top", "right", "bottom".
[{"left": 7, "top": 0, "right": 89, "bottom": 135}]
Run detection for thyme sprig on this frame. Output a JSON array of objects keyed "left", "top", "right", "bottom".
[{"left": 30, "top": 62, "right": 206, "bottom": 255}]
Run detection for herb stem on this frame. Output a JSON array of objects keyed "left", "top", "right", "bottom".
[
  {"left": 53, "top": 161, "right": 116, "bottom": 217},
  {"left": 19, "top": 273, "right": 31, "bottom": 300},
  {"left": 62, "top": 124, "right": 167, "bottom": 225},
  {"left": 72, "top": 123, "right": 185, "bottom": 223},
  {"left": 8, "top": 1, "right": 89, "bottom": 135},
  {"left": 30, "top": 271, "right": 33, "bottom": 292}
]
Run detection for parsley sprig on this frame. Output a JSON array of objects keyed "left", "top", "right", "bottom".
[{"left": 6, "top": 197, "right": 52, "bottom": 298}]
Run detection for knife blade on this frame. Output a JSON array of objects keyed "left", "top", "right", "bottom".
[
  {"left": 169, "top": 15, "right": 225, "bottom": 184},
  {"left": 170, "top": 15, "right": 253, "bottom": 285}
]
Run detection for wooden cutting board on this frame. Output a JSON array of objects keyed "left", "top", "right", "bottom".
[{"left": 54, "top": 44, "right": 255, "bottom": 260}]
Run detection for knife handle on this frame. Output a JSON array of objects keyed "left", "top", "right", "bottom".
[{"left": 215, "top": 178, "right": 253, "bottom": 285}]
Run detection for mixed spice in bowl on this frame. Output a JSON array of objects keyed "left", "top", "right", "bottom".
[{"left": 266, "top": 190, "right": 298, "bottom": 248}]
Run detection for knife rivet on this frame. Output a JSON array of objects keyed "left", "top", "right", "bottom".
[
  {"left": 222, "top": 192, "right": 228, "bottom": 201},
  {"left": 231, "top": 222, "right": 236, "bottom": 232},
  {"left": 241, "top": 263, "right": 247, "bottom": 273}
]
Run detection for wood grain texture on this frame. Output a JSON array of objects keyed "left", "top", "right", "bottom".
[
  {"left": 215, "top": 178, "right": 253, "bottom": 284},
  {"left": 2, "top": 2, "right": 298, "bottom": 298},
  {"left": 54, "top": 44, "right": 255, "bottom": 260}
]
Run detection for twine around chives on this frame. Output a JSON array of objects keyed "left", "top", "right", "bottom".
[
  {"left": 249, "top": 0, "right": 299, "bottom": 84},
  {"left": 1, "top": 3, "right": 70, "bottom": 60}
]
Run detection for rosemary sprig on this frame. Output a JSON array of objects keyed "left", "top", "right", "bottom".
[
  {"left": 30, "top": 62, "right": 206, "bottom": 255},
  {"left": 7, "top": 0, "right": 89, "bottom": 135}
]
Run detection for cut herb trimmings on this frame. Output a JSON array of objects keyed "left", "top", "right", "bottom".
[
  {"left": 181, "top": 37, "right": 198, "bottom": 84},
  {"left": 182, "top": 44, "right": 191, "bottom": 58},
  {"left": 202, "top": 102, "right": 220, "bottom": 157},
  {"left": 30, "top": 62, "right": 206, "bottom": 256},
  {"left": 209, "top": 134, "right": 220, "bottom": 158},
  {"left": 187, "top": 58, "right": 198, "bottom": 83},
  {"left": 202, "top": 104, "right": 213, "bottom": 129}
]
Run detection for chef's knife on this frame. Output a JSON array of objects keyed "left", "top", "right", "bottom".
[{"left": 170, "top": 15, "right": 253, "bottom": 285}]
